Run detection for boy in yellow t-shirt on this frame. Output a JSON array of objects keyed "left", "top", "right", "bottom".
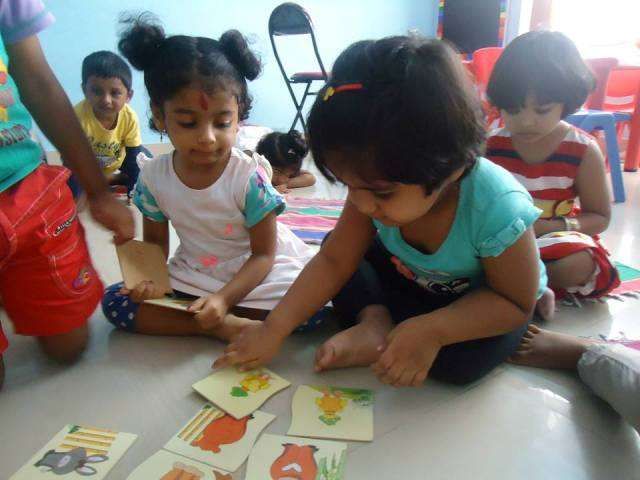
[{"left": 74, "top": 50, "right": 143, "bottom": 199}]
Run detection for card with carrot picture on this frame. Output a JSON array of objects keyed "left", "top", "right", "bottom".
[
  {"left": 163, "top": 403, "right": 274, "bottom": 472},
  {"left": 126, "top": 450, "right": 232, "bottom": 480}
]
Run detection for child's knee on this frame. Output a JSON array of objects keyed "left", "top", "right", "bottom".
[
  {"left": 569, "top": 250, "right": 597, "bottom": 281},
  {"left": 102, "top": 282, "right": 140, "bottom": 332},
  {"left": 548, "top": 250, "right": 596, "bottom": 286},
  {"left": 37, "top": 325, "right": 89, "bottom": 364}
]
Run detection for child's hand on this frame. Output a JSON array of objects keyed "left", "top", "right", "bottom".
[
  {"left": 533, "top": 218, "right": 557, "bottom": 237},
  {"left": 190, "top": 293, "right": 229, "bottom": 330},
  {"left": 371, "top": 316, "right": 443, "bottom": 387},
  {"left": 89, "top": 192, "right": 135, "bottom": 245},
  {"left": 213, "top": 322, "right": 285, "bottom": 370},
  {"left": 275, "top": 184, "right": 290, "bottom": 194},
  {"left": 121, "top": 280, "right": 167, "bottom": 303}
]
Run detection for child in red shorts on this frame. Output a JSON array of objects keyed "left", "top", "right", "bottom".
[{"left": 0, "top": 0, "right": 134, "bottom": 389}]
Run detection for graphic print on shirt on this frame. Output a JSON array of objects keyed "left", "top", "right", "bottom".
[
  {"left": 0, "top": 57, "right": 14, "bottom": 122},
  {"left": 0, "top": 56, "right": 29, "bottom": 148},
  {"left": 88, "top": 135, "right": 122, "bottom": 169},
  {"left": 390, "top": 256, "right": 470, "bottom": 295}
]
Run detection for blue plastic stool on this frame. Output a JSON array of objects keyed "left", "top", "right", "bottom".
[{"left": 566, "top": 110, "right": 626, "bottom": 203}]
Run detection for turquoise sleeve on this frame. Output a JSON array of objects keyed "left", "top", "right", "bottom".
[
  {"left": 243, "top": 170, "right": 285, "bottom": 228},
  {"left": 132, "top": 177, "right": 168, "bottom": 222},
  {"left": 476, "top": 191, "right": 541, "bottom": 257}
]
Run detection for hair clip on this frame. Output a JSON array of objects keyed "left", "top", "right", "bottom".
[{"left": 323, "top": 82, "right": 364, "bottom": 101}]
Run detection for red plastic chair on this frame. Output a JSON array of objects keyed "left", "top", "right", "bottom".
[
  {"left": 471, "top": 47, "right": 503, "bottom": 96},
  {"left": 584, "top": 58, "right": 619, "bottom": 109},
  {"left": 471, "top": 47, "right": 502, "bottom": 130},
  {"left": 601, "top": 66, "right": 640, "bottom": 171},
  {"left": 461, "top": 59, "right": 475, "bottom": 79}
]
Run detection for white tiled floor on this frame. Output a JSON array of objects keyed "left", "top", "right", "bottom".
[{"left": 1, "top": 154, "right": 639, "bottom": 479}]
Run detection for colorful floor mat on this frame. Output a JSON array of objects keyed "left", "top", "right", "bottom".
[
  {"left": 610, "top": 262, "right": 640, "bottom": 296},
  {"left": 279, "top": 197, "right": 344, "bottom": 244},
  {"left": 280, "top": 201, "right": 640, "bottom": 302}
]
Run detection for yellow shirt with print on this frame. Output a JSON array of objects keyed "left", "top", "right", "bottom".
[{"left": 74, "top": 99, "right": 142, "bottom": 174}]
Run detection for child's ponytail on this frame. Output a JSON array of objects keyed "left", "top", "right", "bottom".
[
  {"left": 283, "top": 130, "right": 308, "bottom": 162},
  {"left": 257, "top": 130, "right": 308, "bottom": 171},
  {"left": 219, "top": 30, "right": 261, "bottom": 81},
  {"left": 118, "top": 12, "right": 165, "bottom": 72}
]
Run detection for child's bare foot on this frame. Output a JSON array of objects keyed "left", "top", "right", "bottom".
[
  {"left": 314, "top": 305, "right": 394, "bottom": 372},
  {"left": 535, "top": 287, "right": 556, "bottom": 321},
  {"left": 509, "top": 324, "right": 594, "bottom": 369},
  {"left": 207, "top": 314, "right": 261, "bottom": 342}
]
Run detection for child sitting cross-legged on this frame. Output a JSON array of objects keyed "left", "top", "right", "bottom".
[
  {"left": 486, "top": 31, "right": 620, "bottom": 320},
  {"left": 215, "top": 35, "right": 548, "bottom": 387},
  {"left": 101, "top": 14, "right": 323, "bottom": 340}
]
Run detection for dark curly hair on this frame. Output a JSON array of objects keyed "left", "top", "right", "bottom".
[
  {"left": 118, "top": 12, "right": 261, "bottom": 130},
  {"left": 307, "top": 35, "right": 485, "bottom": 194},
  {"left": 256, "top": 130, "right": 308, "bottom": 173},
  {"left": 487, "top": 31, "right": 595, "bottom": 118}
]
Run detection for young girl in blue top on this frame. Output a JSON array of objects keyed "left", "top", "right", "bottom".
[{"left": 217, "top": 35, "right": 547, "bottom": 386}]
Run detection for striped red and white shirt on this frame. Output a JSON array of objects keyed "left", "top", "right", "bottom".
[{"left": 486, "top": 125, "right": 592, "bottom": 219}]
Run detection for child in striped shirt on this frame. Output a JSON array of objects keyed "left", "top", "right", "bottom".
[{"left": 486, "top": 31, "right": 619, "bottom": 321}]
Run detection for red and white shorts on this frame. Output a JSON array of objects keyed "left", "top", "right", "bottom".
[{"left": 537, "top": 231, "right": 620, "bottom": 299}]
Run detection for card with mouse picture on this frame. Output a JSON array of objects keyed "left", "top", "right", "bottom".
[{"left": 10, "top": 424, "right": 136, "bottom": 479}]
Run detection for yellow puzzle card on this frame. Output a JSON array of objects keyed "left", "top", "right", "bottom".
[
  {"left": 288, "top": 385, "right": 374, "bottom": 442},
  {"left": 144, "top": 296, "right": 194, "bottom": 312},
  {"left": 192, "top": 367, "right": 290, "bottom": 419}
]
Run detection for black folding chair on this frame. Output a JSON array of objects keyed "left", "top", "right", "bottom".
[{"left": 268, "top": 3, "right": 328, "bottom": 132}]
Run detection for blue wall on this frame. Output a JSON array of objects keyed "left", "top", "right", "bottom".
[{"left": 39, "top": 0, "right": 438, "bottom": 146}]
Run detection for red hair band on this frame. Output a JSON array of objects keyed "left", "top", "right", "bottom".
[{"left": 323, "top": 82, "right": 364, "bottom": 101}]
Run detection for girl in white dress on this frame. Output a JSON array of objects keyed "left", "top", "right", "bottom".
[{"left": 101, "top": 14, "right": 318, "bottom": 340}]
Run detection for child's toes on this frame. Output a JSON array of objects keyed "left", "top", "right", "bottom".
[
  {"left": 314, "top": 343, "right": 335, "bottom": 372},
  {"left": 528, "top": 324, "right": 542, "bottom": 334}
]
